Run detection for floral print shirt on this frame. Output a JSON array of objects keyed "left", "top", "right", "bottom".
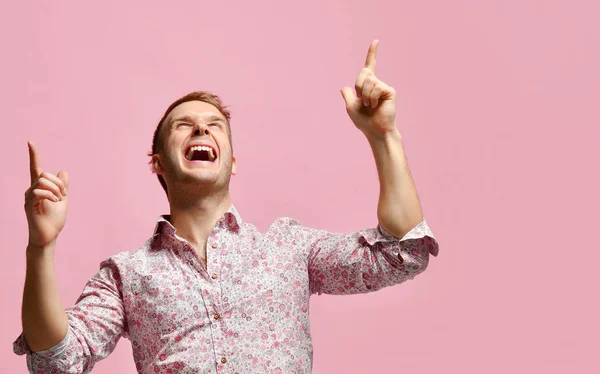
[{"left": 13, "top": 205, "right": 439, "bottom": 373}]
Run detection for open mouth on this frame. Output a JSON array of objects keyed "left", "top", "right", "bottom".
[{"left": 184, "top": 145, "right": 217, "bottom": 162}]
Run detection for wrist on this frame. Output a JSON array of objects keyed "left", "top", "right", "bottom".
[
  {"left": 26, "top": 241, "right": 57, "bottom": 259},
  {"left": 365, "top": 127, "right": 406, "bottom": 162},
  {"left": 364, "top": 126, "right": 402, "bottom": 145}
]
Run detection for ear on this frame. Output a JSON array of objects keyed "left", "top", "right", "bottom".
[
  {"left": 231, "top": 155, "right": 237, "bottom": 176},
  {"left": 151, "top": 154, "right": 164, "bottom": 175}
]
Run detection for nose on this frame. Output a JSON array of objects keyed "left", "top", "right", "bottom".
[{"left": 193, "top": 124, "right": 210, "bottom": 136}]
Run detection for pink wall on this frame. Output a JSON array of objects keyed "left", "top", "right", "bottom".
[{"left": 1, "top": 1, "right": 598, "bottom": 373}]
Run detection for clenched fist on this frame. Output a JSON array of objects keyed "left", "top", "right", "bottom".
[{"left": 24, "top": 141, "right": 69, "bottom": 250}]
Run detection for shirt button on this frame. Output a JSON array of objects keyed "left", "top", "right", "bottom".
[
  {"left": 211, "top": 273, "right": 218, "bottom": 279},
  {"left": 211, "top": 243, "right": 218, "bottom": 248},
  {"left": 221, "top": 357, "right": 227, "bottom": 364},
  {"left": 214, "top": 313, "right": 221, "bottom": 320}
]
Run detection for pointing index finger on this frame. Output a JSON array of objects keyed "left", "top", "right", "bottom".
[
  {"left": 28, "top": 141, "right": 42, "bottom": 184},
  {"left": 364, "top": 39, "right": 379, "bottom": 73}
]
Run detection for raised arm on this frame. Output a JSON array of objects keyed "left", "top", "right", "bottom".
[
  {"left": 340, "top": 40, "right": 426, "bottom": 239},
  {"left": 16, "top": 142, "right": 126, "bottom": 373},
  {"left": 294, "top": 41, "right": 439, "bottom": 295},
  {"left": 22, "top": 140, "right": 70, "bottom": 352}
]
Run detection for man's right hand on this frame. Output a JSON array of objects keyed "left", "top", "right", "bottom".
[{"left": 24, "top": 141, "right": 69, "bottom": 250}]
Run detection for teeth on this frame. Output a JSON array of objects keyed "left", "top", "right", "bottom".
[{"left": 185, "top": 145, "right": 216, "bottom": 161}]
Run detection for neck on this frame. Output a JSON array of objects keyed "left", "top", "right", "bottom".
[{"left": 168, "top": 189, "right": 232, "bottom": 247}]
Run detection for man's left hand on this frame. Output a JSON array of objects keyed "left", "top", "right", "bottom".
[{"left": 341, "top": 39, "right": 398, "bottom": 140}]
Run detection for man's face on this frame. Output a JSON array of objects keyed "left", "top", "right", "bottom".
[{"left": 152, "top": 100, "right": 236, "bottom": 195}]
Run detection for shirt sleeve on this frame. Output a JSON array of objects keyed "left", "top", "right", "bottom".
[
  {"left": 280, "top": 217, "right": 439, "bottom": 296},
  {"left": 12, "top": 256, "right": 128, "bottom": 373}
]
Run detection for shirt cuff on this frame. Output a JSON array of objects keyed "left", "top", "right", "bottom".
[
  {"left": 360, "top": 218, "right": 439, "bottom": 257},
  {"left": 13, "top": 326, "right": 71, "bottom": 357}
]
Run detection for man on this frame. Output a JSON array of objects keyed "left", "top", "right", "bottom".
[{"left": 14, "top": 40, "right": 439, "bottom": 373}]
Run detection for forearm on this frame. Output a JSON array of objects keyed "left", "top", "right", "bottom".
[
  {"left": 366, "top": 127, "right": 423, "bottom": 239},
  {"left": 23, "top": 243, "right": 69, "bottom": 352}
]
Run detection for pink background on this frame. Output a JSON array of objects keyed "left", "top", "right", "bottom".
[{"left": 1, "top": 0, "right": 598, "bottom": 372}]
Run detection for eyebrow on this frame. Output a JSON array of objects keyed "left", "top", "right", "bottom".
[{"left": 169, "top": 114, "right": 226, "bottom": 125}]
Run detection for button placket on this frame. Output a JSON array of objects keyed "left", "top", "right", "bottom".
[
  {"left": 210, "top": 306, "right": 229, "bottom": 372},
  {"left": 206, "top": 233, "right": 224, "bottom": 306},
  {"left": 207, "top": 225, "right": 229, "bottom": 368}
]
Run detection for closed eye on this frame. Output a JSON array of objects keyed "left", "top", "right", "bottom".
[{"left": 208, "top": 123, "right": 224, "bottom": 130}]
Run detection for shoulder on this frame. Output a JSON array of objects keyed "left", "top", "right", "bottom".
[
  {"left": 266, "top": 216, "right": 329, "bottom": 243},
  {"left": 269, "top": 216, "right": 304, "bottom": 228},
  {"left": 267, "top": 216, "right": 307, "bottom": 235},
  {"left": 98, "top": 238, "right": 154, "bottom": 273}
]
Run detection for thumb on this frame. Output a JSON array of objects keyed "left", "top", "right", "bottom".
[
  {"left": 57, "top": 170, "right": 69, "bottom": 192},
  {"left": 340, "top": 86, "right": 356, "bottom": 108}
]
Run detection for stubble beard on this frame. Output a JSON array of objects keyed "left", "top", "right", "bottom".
[{"left": 167, "top": 154, "right": 233, "bottom": 200}]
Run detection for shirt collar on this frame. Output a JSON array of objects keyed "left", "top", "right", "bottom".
[{"left": 152, "top": 204, "right": 242, "bottom": 236}]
